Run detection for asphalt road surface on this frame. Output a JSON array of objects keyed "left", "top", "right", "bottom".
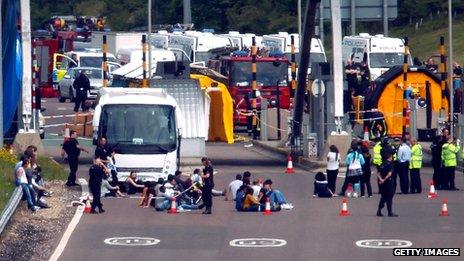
[{"left": 42, "top": 98, "right": 464, "bottom": 261}]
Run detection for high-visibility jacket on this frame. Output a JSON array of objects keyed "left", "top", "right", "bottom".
[
  {"left": 409, "top": 144, "right": 423, "bottom": 169},
  {"left": 373, "top": 142, "right": 382, "bottom": 166},
  {"left": 441, "top": 143, "right": 460, "bottom": 167}
]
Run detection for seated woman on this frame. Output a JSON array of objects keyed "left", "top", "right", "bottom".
[
  {"left": 242, "top": 187, "right": 261, "bottom": 212},
  {"left": 124, "top": 171, "right": 145, "bottom": 194},
  {"left": 313, "top": 172, "right": 334, "bottom": 198},
  {"left": 258, "top": 179, "right": 292, "bottom": 210},
  {"left": 102, "top": 174, "right": 125, "bottom": 198}
]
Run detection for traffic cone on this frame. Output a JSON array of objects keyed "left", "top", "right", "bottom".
[
  {"left": 428, "top": 180, "right": 438, "bottom": 199},
  {"left": 285, "top": 155, "right": 294, "bottom": 174},
  {"left": 168, "top": 199, "right": 177, "bottom": 214},
  {"left": 363, "top": 126, "right": 369, "bottom": 141},
  {"left": 346, "top": 183, "right": 353, "bottom": 198},
  {"left": 339, "top": 197, "right": 350, "bottom": 216},
  {"left": 84, "top": 195, "right": 91, "bottom": 214},
  {"left": 439, "top": 198, "right": 449, "bottom": 216},
  {"left": 263, "top": 197, "right": 272, "bottom": 215}
]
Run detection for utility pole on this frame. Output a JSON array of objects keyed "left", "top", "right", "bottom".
[
  {"left": 383, "top": 0, "right": 389, "bottom": 36},
  {"left": 183, "top": 0, "right": 192, "bottom": 24},
  {"left": 350, "top": 0, "right": 356, "bottom": 35},
  {"left": 0, "top": 1, "right": 3, "bottom": 146},
  {"left": 148, "top": 0, "right": 152, "bottom": 81},
  {"left": 319, "top": 1, "right": 324, "bottom": 45},
  {"left": 448, "top": 0, "right": 454, "bottom": 138},
  {"left": 331, "top": 0, "right": 344, "bottom": 129},
  {"left": 291, "top": 0, "right": 320, "bottom": 145}
]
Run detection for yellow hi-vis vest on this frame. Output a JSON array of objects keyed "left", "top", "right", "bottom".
[
  {"left": 373, "top": 142, "right": 382, "bottom": 166},
  {"left": 441, "top": 143, "right": 460, "bottom": 167},
  {"left": 409, "top": 144, "right": 422, "bottom": 169}
]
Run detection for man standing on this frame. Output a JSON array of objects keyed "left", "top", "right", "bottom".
[
  {"left": 409, "top": 138, "right": 423, "bottom": 194},
  {"left": 200, "top": 157, "right": 214, "bottom": 214},
  {"left": 94, "top": 137, "right": 117, "bottom": 183},
  {"left": 441, "top": 138, "right": 460, "bottom": 190},
  {"left": 62, "top": 130, "right": 89, "bottom": 186},
  {"left": 377, "top": 152, "right": 398, "bottom": 217},
  {"left": 89, "top": 158, "right": 109, "bottom": 213},
  {"left": 396, "top": 138, "right": 411, "bottom": 194},
  {"left": 73, "top": 70, "right": 90, "bottom": 112}
]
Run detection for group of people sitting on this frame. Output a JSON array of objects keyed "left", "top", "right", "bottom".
[
  {"left": 225, "top": 171, "right": 293, "bottom": 212},
  {"left": 13, "top": 145, "right": 53, "bottom": 212}
]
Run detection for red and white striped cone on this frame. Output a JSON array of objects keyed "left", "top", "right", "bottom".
[
  {"left": 439, "top": 199, "right": 449, "bottom": 216},
  {"left": 168, "top": 198, "right": 178, "bottom": 214},
  {"left": 428, "top": 180, "right": 438, "bottom": 199},
  {"left": 84, "top": 195, "right": 92, "bottom": 214},
  {"left": 363, "top": 126, "right": 369, "bottom": 141},
  {"left": 263, "top": 197, "right": 272, "bottom": 215},
  {"left": 285, "top": 155, "right": 294, "bottom": 174},
  {"left": 339, "top": 197, "right": 350, "bottom": 216}
]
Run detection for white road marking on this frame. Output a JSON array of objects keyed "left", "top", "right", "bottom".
[
  {"left": 355, "top": 239, "right": 413, "bottom": 249},
  {"left": 57, "top": 108, "right": 68, "bottom": 111},
  {"left": 49, "top": 179, "right": 88, "bottom": 261},
  {"left": 103, "top": 237, "right": 160, "bottom": 246},
  {"left": 229, "top": 238, "right": 287, "bottom": 248}
]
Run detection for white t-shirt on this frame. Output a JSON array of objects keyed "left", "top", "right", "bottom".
[
  {"left": 16, "top": 167, "right": 28, "bottom": 184},
  {"left": 327, "top": 152, "right": 340, "bottom": 170},
  {"left": 228, "top": 179, "right": 243, "bottom": 200},
  {"left": 251, "top": 185, "right": 261, "bottom": 199}
]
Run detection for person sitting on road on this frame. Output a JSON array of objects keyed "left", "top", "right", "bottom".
[
  {"left": 154, "top": 185, "right": 173, "bottom": 211},
  {"left": 258, "top": 179, "right": 293, "bottom": 210},
  {"left": 154, "top": 178, "right": 165, "bottom": 195},
  {"left": 251, "top": 179, "right": 262, "bottom": 199},
  {"left": 313, "top": 172, "right": 333, "bottom": 198},
  {"left": 174, "top": 170, "right": 186, "bottom": 192},
  {"left": 235, "top": 185, "right": 247, "bottom": 211},
  {"left": 102, "top": 173, "right": 125, "bottom": 198},
  {"left": 140, "top": 181, "right": 156, "bottom": 207},
  {"left": 16, "top": 158, "right": 39, "bottom": 212},
  {"left": 243, "top": 186, "right": 262, "bottom": 212},
  {"left": 225, "top": 174, "right": 243, "bottom": 201},
  {"left": 124, "top": 171, "right": 145, "bottom": 194},
  {"left": 31, "top": 166, "right": 52, "bottom": 208}
]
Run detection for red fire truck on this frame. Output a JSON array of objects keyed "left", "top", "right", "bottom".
[{"left": 210, "top": 52, "right": 290, "bottom": 125}]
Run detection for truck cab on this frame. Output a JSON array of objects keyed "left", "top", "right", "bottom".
[
  {"left": 342, "top": 33, "right": 413, "bottom": 80},
  {"left": 93, "top": 88, "right": 182, "bottom": 182}
]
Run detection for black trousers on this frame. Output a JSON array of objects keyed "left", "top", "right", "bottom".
[
  {"left": 74, "top": 95, "right": 87, "bottom": 112},
  {"left": 67, "top": 157, "right": 79, "bottom": 185},
  {"left": 327, "top": 169, "right": 338, "bottom": 193},
  {"left": 90, "top": 182, "right": 102, "bottom": 210},
  {"left": 361, "top": 172, "right": 372, "bottom": 196},
  {"left": 443, "top": 166, "right": 456, "bottom": 190},
  {"left": 432, "top": 161, "right": 441, "bottom": 189},
  {"left": 398, "top": 161, "right": 410, "bottom": 194},
  {"left": 201, "top": 186, "right": 213, "bottom": 211},
  {"left": 378, "top": 182, "right": 394, "bottom": 214},
  {"left": 392, "top": 162, "right": 399, "bottom": 193},
  {"left": 409, "top": 168, "right": 422, "bottom": 193}
]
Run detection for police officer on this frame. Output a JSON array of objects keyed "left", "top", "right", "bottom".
[
  {"left": 397, "top": 138, "right": 411, "bottom": 194},
  {"left": 89, "top": 158, "right": 109, "bottom": 214},
  {"left": 73, "top": 70, "right": 90, "bottom": 112},
  {"left": 62, "top": 130, "right": 89, "bottom": 186},
  {"left": 441, "top": 138, "right": 460, "bottom": 190},
  {"left": 200, "top": 157, "right": 214, "bottom": 214},
  {"left": 376, "top": 152, "right": 398, "bottom": 217},
  {"left": 430, "top": 135, "right": 443, "bottom": 189},
  {"left": 409, "top": 138, "right": 423, "bottom": 193}
]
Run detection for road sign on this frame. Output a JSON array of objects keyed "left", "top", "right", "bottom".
[
  {"left": 229, "top": 238, "right": 287, "bottom": 248},
  {"left": 319, "top": 0, "right": 398, "bottom": 21},
  {"left": 355, "top": 239, "right": 412, "bottom": 249},
  {"left": 104, "top": 237, "right": 160, "bottom": 246},
  {"left": 311, "top": 79, "right": 326, "bottom": 97}
]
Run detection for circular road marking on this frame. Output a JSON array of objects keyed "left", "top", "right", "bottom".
[
  {"left": 355, "top": 239, "right": 412, "bottom": 249},
  {"left": 104, "top": 237, "right": 160, "bottom": 246},
  {"left": 229, "top": 238, "right": 287, "bottom": 248}
]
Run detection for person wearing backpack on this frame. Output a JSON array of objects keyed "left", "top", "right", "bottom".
[{"left": 339, "top": 143, "right": 365, "bottom": 196}]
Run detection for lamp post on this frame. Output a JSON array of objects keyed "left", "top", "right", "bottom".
[
  {"left": 148, "top": 0, "right": 152, "bottom": 82},
  {"left": 448, "top": 0, "right": 454, "bottom": 138}
]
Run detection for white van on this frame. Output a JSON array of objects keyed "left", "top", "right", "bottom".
[
  {"left": 117, "top": 47, "right": 176, "bottom": 65},
  {"left": 93, "top": 88, "right": 182, "bottom": 181},
  {"left": 342, "top": 33, "right": 413, "bottom": 80}
]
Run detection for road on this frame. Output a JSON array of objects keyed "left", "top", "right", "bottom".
[{"left": 41, "top": 98, "right": 463, "bottom": 261}]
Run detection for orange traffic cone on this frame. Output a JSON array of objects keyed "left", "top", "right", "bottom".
[
  {"left": 428, "top": 180, "right": 438, "bottom": 199},
  {"left": 439, "top": 199, "right": 449, "bottom": 216},
  {"left": 363, "top": 126, "right": 369, "bottom": 141},
  {"left": 84, "top": 195, "right": 91, "bottom": 214},
  {"left": 168, "top": 198, "right": 177, "bottom": 214},
  {"left": 285, "top": 155, "right": 294, "bottom": 174},
  {"left": 263, "top": 197, "right": 272, "bottom": 215},
  {"left": 339, "top": 197, "right": 350, "bottom": 216}
]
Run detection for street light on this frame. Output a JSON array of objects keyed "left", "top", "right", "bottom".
[
  {"left": 148, "top": 0, "right": 152, "bottom": 82},
  {"left": 448, "top": 0, "right": 453, "bottom": 138}
]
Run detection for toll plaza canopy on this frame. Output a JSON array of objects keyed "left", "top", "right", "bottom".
[{"left": 366, "top": 66, "right": 449, "bottom": 136}]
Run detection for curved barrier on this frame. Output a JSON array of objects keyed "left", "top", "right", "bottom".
[{"left": 0, "top": 187, "right": 23, "bottom": 235}]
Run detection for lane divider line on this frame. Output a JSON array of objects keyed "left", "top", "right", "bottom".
[{"left": 48, "top": 178, "right": 88, "bottom": 261}]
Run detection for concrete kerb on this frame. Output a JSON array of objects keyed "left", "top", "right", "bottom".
[{"left": 251, "top": 140, "right": 326, "bottom": 172}]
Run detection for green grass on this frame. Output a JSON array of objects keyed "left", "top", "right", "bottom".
[{"left": 0, "top": 153, "right": 67, "bottom": 213}]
